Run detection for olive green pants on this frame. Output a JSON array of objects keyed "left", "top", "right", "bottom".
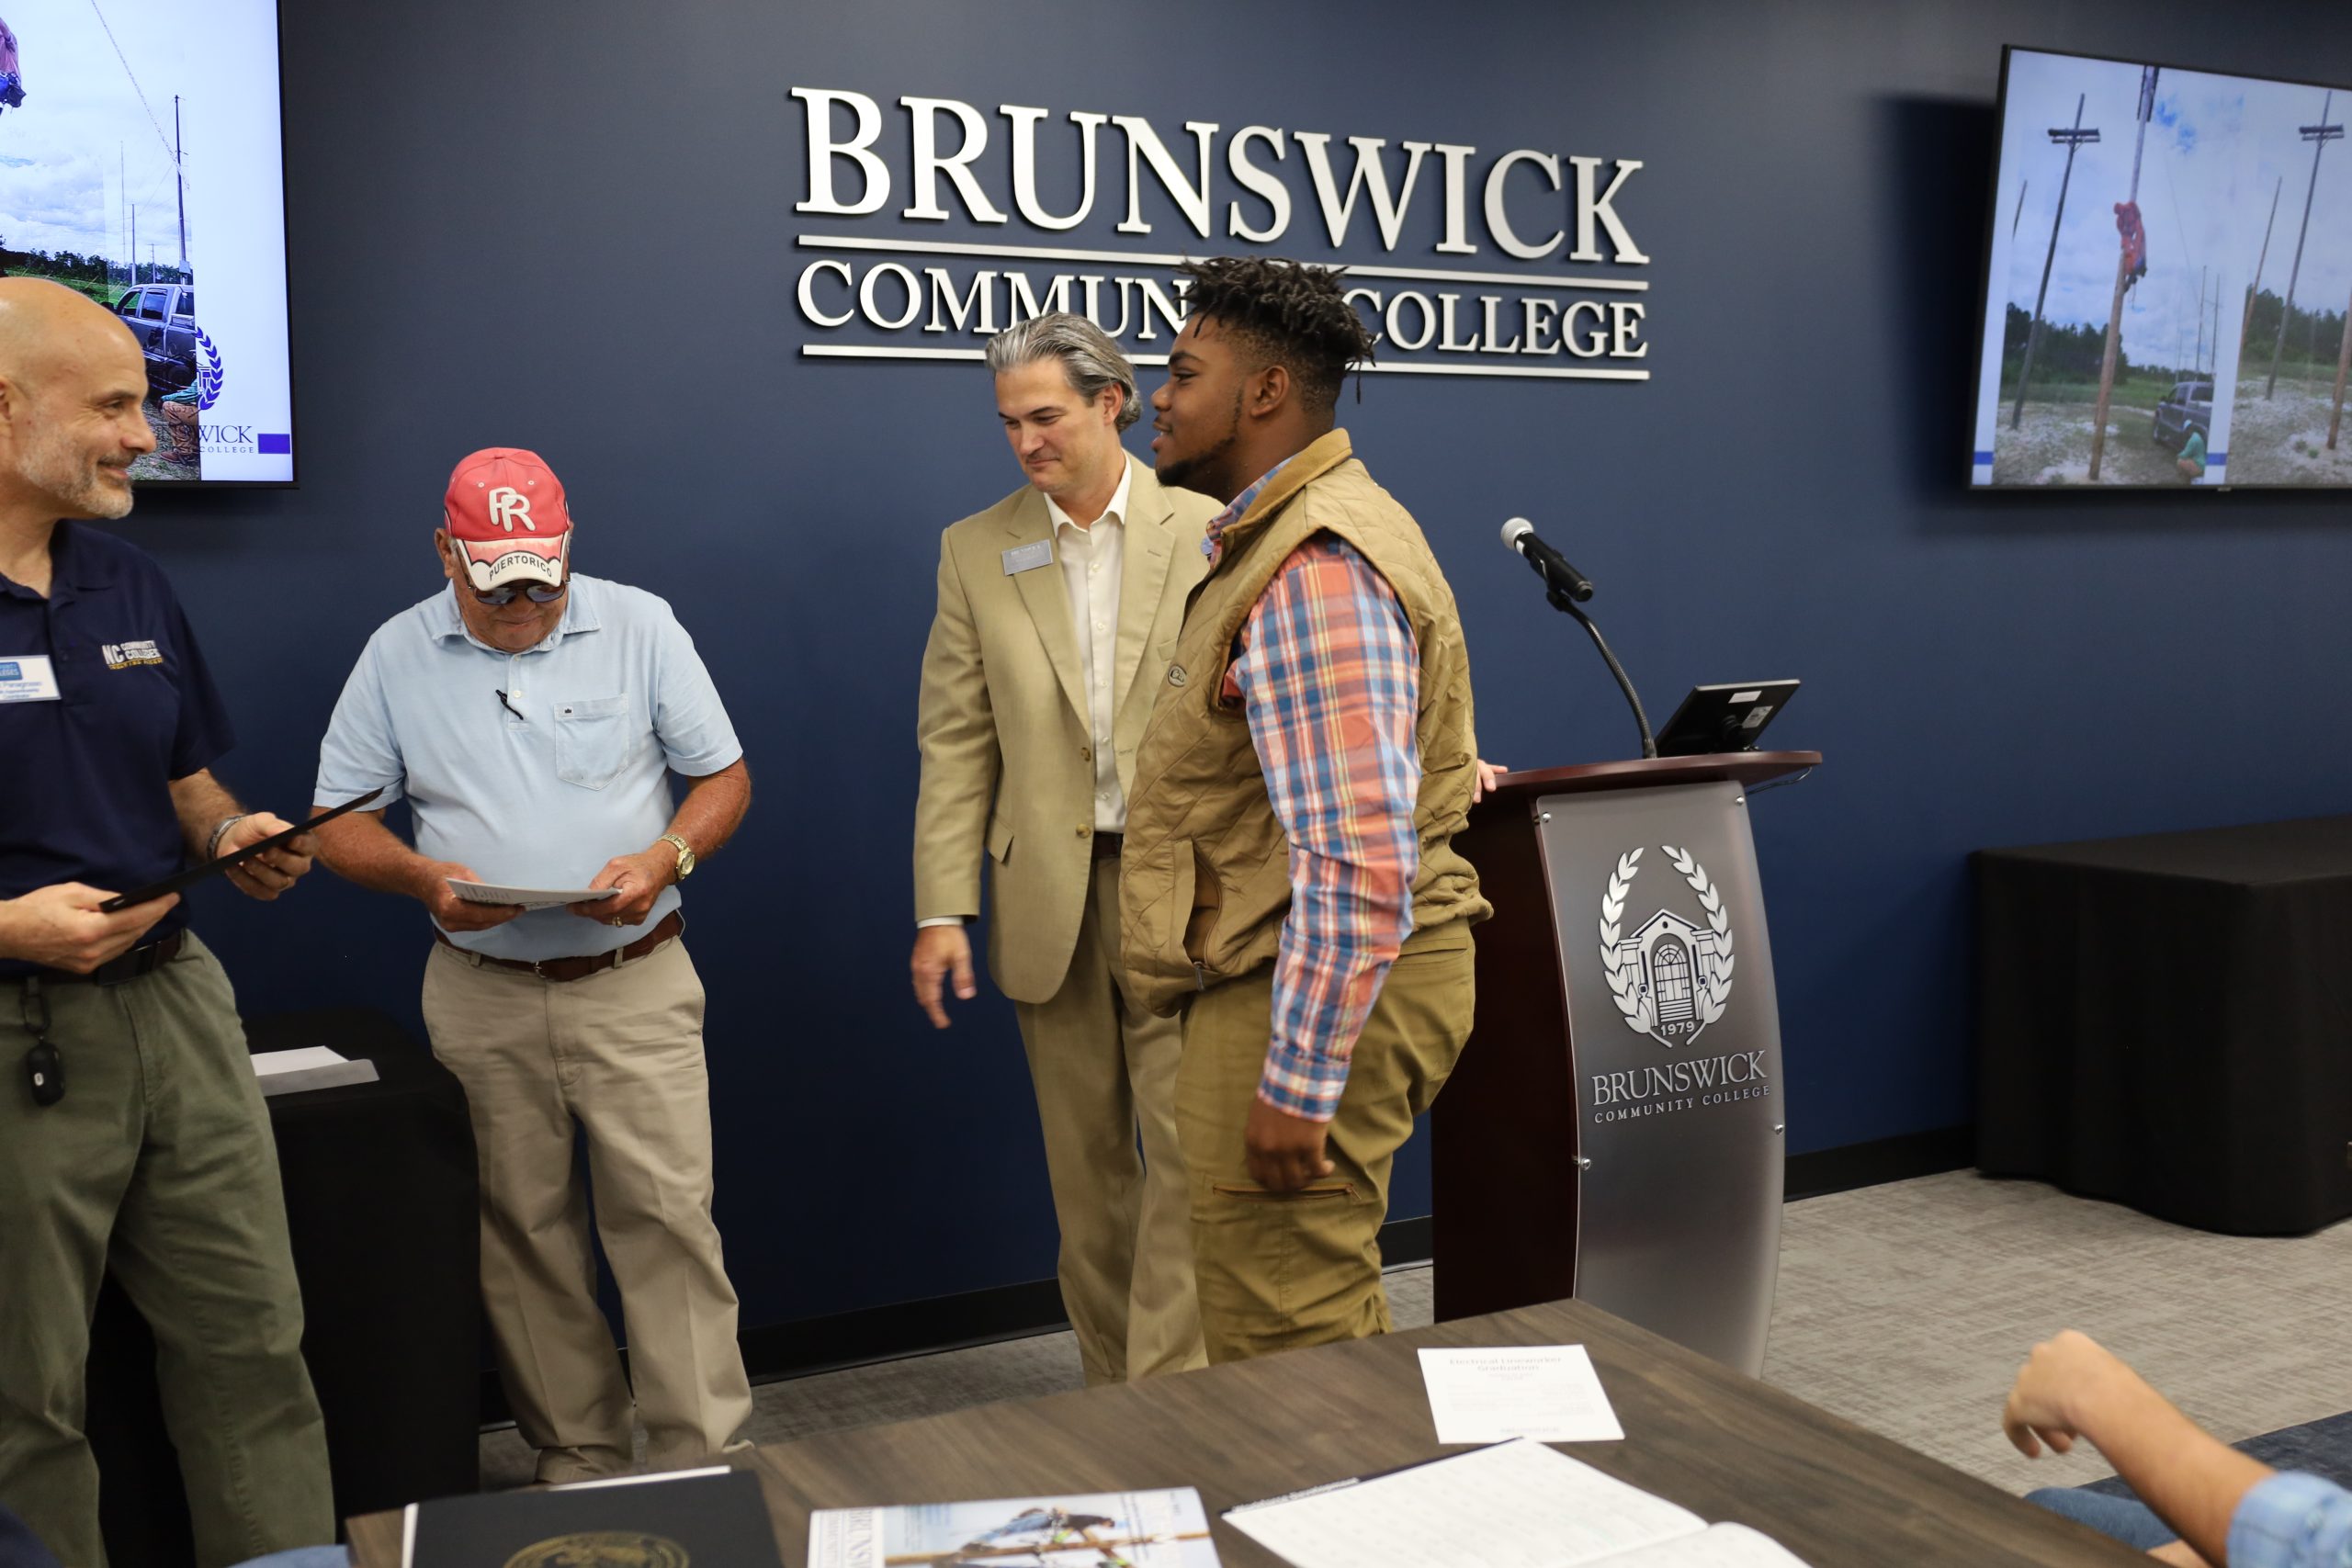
[
  {"left": 1175, "top": 928, "right": 1475, "bottom": 1363},
  {"left": 0, "top": 934, "right": 333, "bottom": 1568}
]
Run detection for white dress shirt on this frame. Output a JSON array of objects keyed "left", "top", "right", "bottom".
[{"left": 1044, "top": 460, "right": 1132, "bottom": 835}]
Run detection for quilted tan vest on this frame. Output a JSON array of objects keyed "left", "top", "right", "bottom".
[{"left": 1119, "top": 428, "right": 1488, "bottom": 1015}]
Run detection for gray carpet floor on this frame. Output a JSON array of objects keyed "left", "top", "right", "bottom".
[{"left": 481, "top": 1171, "right": 2352, "bottom": 1498}]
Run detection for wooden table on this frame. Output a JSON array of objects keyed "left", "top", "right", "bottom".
[{"left": 347, "top": 1299, "right": 2140, "bottom": 1565}]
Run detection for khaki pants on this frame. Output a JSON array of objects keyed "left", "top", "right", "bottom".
[
  {"left": 1012, "top": 857, "right": 1204, "bottom": 1385},
  {"left": 421, "top": 936, "right": 751, "bottom": 1479},
  {"left": 0, "top": 934, "right": 334, "bottom": 1568},
  {"left": 1176, "top": 929, "right": 1475, "bottom": 1363}
]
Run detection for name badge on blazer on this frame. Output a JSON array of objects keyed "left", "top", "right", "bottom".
[{"left": 1001, "top": 539, "right": 1054, "bottom": 575}]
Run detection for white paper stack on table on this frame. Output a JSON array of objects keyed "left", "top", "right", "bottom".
[
  {"left": 1419, "top": 1344, "right": 1626, "bottom": 1443},
  {"left": 444, "top": 879, "right": 619, "bottom": 912},
  {"left": 249, "top": 1046, "right": 379, "bottom": 1098},
  {"left": 1226, "top": 1438, "right": 1812, "bottom": 1568}
]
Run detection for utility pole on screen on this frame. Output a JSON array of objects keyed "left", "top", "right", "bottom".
[
  {"left": 2088, "top": 66, "right": 2160, "bottom": 481},
  {"left": 2265, "top": 91, "right": 2342, "bottom": 399},
  {"left": 2241, "top": 175, "right": 2282, "bottom": 371},
  {"left": 2194, "top": 265, "right": 2207, "bottom": 377},
  {"left": 2328, "top": 276, "right": 2352, "bottom": 448},
  {"left": 174, "top": 96, "right": 187, "bottom": 275},
  {"left": 2013, "top": 179, "right": 2029, "bottom": 239},
  {"left": 2011, "top": 95, "right": 2100, "bottom": 431}
]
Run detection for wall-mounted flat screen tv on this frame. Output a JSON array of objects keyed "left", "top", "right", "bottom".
[
  {"left": 1971, "top": 47, "right": 2351, "bottom": 489},
  {"left": 0, "top": 0, "right": 293, "bottom": 485}
]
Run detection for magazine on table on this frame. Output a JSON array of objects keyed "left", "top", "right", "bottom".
[{"left": 808, "top": 1486, "right": 1220, "bottom": 1567}]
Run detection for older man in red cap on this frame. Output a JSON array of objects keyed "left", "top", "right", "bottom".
[{"left": 309, "top": 447, "right": 755, "bottom": 1479}]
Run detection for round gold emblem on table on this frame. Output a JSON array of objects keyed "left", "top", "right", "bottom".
[{"left": 502, "top": 1532, "right": 692, "bottom": 1568}]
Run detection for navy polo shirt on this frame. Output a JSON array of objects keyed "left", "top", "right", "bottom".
[{"left": 0, "top": 522, "right": 234, "bottom": 976}]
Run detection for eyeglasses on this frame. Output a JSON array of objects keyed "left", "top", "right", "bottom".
[{"left": 469, "top": 580, "right": 567, "bottom": 607}]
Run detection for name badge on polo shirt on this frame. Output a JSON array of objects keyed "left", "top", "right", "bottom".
[
  {"left": 0, "top": 655, "right": 61, "bottom": 703},
  {"left": 1001, "top": 539, "right": 1054, "bottom": 575}
]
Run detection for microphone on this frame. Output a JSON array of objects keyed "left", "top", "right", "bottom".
[{"left": 1501, "top": 517, "right": 1593, "bottom": 603}]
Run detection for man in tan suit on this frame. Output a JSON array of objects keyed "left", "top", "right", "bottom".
[{"left": 912, "top": 313, "right": 1217, "bottom": 1384}]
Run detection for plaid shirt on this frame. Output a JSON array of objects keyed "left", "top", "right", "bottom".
[
  {"left": 2232, "top": 1472, "right": 2352, "bottom": 1568},
  {"left": 1212, "top": 466, "right": 1421, "bottom": 1122}
]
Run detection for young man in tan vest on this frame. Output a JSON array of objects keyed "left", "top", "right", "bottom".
[
  {"left": 1121, "top": 257, "right": 1493, "bottom": 1362},
  {"left": 911, "top": 314, "right": 1219, "bottom": 1384}
]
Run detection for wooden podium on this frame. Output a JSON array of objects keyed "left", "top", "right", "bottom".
[{"left": 1432, "top": 752, "right": 1818, "bottom": 1375}]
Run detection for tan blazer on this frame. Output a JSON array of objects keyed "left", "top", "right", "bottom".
[{"left": 914, "top": 456, "right": 1219, "bottom": 1004}]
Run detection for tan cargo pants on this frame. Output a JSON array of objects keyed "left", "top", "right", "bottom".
[{"left": 1175, "top": 927, "right": 1475, "bottom": 1362}]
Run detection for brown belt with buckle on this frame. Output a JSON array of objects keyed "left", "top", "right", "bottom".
[
  {"left": 40, "top": 931, "right": 187, "bottom": 987},
  {"left": 435, "top": 909, "right": 684, "bottom": 982},
  {"left": 1092, "top": 831, "right": 1124, "bottom": 861}
]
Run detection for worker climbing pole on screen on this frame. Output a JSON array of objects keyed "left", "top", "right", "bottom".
[
  {"left": 0, "top": 17, "right": 23, "bottom": 112},
  {"left": 2114, "top": 200, "right": 2148, "bottom": 292}
]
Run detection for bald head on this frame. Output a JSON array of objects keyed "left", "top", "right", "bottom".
[
  {"left": 0, "top": 277, "right": 155, "bottom": 525},
  {"left": 0, "top": 276, "right": 145, "bottom": 397}
]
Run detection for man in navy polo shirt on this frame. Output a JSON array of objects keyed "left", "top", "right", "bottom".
[
  {"left": 311, "top": 447, "right": 754, "bottom": 1481},
  {"left": 0, "top": 280, "right": 334, "bottom": 1563}
]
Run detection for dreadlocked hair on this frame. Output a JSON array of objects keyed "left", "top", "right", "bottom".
[{"left": 1176, "top": 256, "right": 1376, "bottom": 418}]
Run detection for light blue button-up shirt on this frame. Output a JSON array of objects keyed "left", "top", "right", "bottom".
[{"left": 314, "top": 575, "right": 741, "bottom": 961}]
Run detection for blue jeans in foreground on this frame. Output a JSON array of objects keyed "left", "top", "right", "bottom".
[{"left": 2028, "top": 1486, "right": 2177, "bottom": 1550}]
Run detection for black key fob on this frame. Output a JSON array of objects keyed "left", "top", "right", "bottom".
[{"left": 25, "top": 1041, "right": 62, "bottom": 1107}]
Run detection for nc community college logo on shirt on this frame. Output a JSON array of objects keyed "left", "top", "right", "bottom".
[{"left": 101, "top": 639, "right": 164, "bottom": 670}]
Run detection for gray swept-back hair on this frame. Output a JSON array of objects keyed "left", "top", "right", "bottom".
[{"left": 984, "top": 311, "right": 1142, "bottom": 432}]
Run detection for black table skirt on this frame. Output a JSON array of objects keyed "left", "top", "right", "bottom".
[
  {"left": 89, "top": 1007, "right": 481, "bottom": 1564},
  {"left": 1975, "top": 816, "right": 2352, "bottom": 1235}
]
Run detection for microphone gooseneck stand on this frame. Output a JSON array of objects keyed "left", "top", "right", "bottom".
[{"left": 1545, "top": 581, "right": 1657, "bottom": 761}]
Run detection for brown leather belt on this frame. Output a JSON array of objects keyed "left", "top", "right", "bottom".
[
  {"left": 40, "top": 931, "right": 187, "bottom": 987},
  {"left": 1092, "top": 831, "right": 1124, "bottom": 861},
  {"left": 435, "top": 909, "right": 683, "bottom": 982}
]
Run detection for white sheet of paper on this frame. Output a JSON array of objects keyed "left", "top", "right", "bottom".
[
  {"left": 444, "top": 878, "right": 619, "bottom": 911},
  {"left": 1226, "top": 1438, "right": 1701, "bottom": 1568},
  {"left": 1419, "top": 1344, "right": 1625, "bottom": 1443},
  {"left": 251, "top": 1046, "right": 350, "bottom": 1077}
]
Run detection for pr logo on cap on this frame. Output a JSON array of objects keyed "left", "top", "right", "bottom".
[{"left": 488, "top": 487, "right": 536, "bottom": 533}]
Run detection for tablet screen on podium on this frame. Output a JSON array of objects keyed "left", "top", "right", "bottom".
[{"left": 1654, "top": 682, "right": 1800, "bottom": 757}]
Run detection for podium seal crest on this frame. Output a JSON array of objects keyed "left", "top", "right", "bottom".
[{"left": 1598, "top": 845, "right": 1736, "bottom": 1047}]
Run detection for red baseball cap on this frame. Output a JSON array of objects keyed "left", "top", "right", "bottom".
[{"left": 443, "top": 447, "right": 572, "bottom": 591}]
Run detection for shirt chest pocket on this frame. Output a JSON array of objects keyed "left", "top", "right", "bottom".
[{"left": 552, "top": 694, "right": 639, "bottom": 791}]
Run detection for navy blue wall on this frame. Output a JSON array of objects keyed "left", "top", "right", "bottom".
[{"left": 123, "top": 0, "right": 2352, "bottom": 1333}]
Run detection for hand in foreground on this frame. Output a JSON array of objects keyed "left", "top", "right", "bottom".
[
  {"left": 1245, "top": 1095, "right": 1335, "bottom": 1191},
  {"left": 0, "top": 884, "right": 179, "bottom": 973},
  {"left": 1473, "top": 758, "right": 1508, "bottom": 804},
  {"left": 569, "top": 849, "right": 672, "bottom": 926},
  {"left": 2148, "top": 1540, "right": 2213, "bottom": 1568},
  {"left": 219, "top": 812, "right": 314, "bottom": 901},
  {"left": 419, "top": 862, "right": 525, "bottom": 932},
  {"left": 2003, "top": 1329, "right": 2130, "bottom": 1460},
  {"left": 910, "top": 923, "right": 977, "bottom": 1028}
]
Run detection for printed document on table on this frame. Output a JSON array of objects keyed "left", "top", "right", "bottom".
[
  {"left": 443, "top": 879, "right": 618, "bottom": 911},
  {"left": 1419, "top": 1344, "right": 1625, "bottom": 1443},
  {"left": 1224, "top": 1438, "right": 1809, "bottom": 1568}
]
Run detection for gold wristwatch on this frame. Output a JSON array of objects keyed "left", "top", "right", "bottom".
[{"left": 660, "top": 832, "right": 697, "bottom": 883}]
